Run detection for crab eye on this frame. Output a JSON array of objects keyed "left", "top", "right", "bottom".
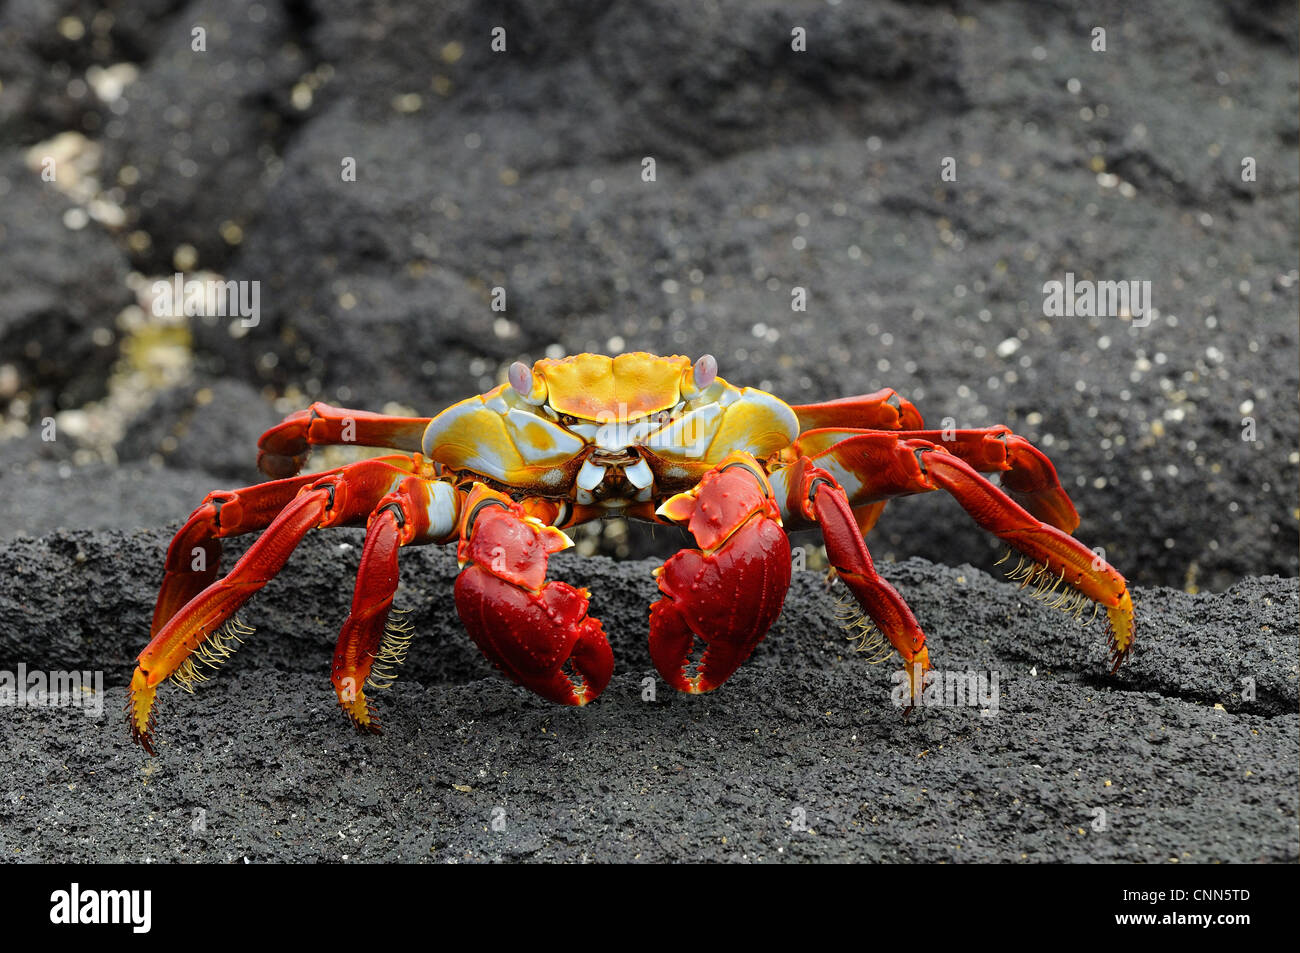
[{"left": 558, "top": 413, "right": 581, "bottom": 426}]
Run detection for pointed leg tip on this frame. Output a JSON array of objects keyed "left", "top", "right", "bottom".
[
  {"left": 344, "top": 710, "right": 383, "bottom": 734},
  {"left": 129, "top": 716, "right": 158, "bottom": 756},
  {"left": 127, "top": 672, "right": 160, "bottom": 754},
  {"left": 1105, "top": 597, "right": 1135, "bottom": 672},
  {"left": 338, "top": 692, "right": 384, "bottom": 734}
]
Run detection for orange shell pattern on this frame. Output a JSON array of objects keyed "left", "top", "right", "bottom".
[{"left": 534, "top": 353, "right": 692, "bottom": 419}]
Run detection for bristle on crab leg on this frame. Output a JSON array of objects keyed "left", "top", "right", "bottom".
[
  {"left": 1001, "top": 552, "right": 1120, "bottom": 648},
  {"left": 366, "top": 610, "right": 415, "bottom": 691},
  {"left": 168, "top": 616, "right": 253, "bottom": 693},
  {"left": 832, "top": 590, "right": 899, "bottom": 664},
  {"left": 1000, "top": 544, "right": 1135, "bottom": 672}
]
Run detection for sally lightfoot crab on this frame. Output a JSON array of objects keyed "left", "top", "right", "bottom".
[{"left": 128, "top": 352, "right": 1135, "bottom": 752}]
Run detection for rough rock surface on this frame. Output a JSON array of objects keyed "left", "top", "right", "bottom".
[
  {"left": 0, "top": 153, "right": 133, "bottom": 412},
  {"left": 0, "top": 528, "right": 1295, "bottom": 862}
]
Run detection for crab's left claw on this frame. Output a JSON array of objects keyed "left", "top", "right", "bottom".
[
  {"left": 650, "top": 453, "right": 792, "bottom": 693},
  {"left": 453, "top": 488, "right": 614, "bottom": 705}
]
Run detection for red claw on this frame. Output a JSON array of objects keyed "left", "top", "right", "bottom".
[
  {"left": 649, "top": 455, "right": 792, "bottom": 693},
  {"left": 456, "top": 568, "right": 612, "bottom": 705},
  {"left": 453, "top": 493, "right": 613, "bottom": 705}
]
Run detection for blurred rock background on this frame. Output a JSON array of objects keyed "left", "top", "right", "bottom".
[{"left": 1, "top": 0, "right": 1297, "bottom": 590}]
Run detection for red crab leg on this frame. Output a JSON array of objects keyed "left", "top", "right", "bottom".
[
  {"left": 895, "top": 427, "right": 1078, "bottom": 532},
  {"left": 788, "top": 461, "right": 931, "bottom": 709},
  {"left": 128, "top": 456, "right": 420, "bottom": 753},
  {"left": 453, "top": 485, "right": 614, "bottom": 706},
  {"left": 780, "top": 390, "right": 923, "bottom": 537},
  {"left": 915, "top": 444, "right": 1134, "bottom": 667},
  {"left": 778, "top": 437, "right": 1135, "bottom": 669},
  {"left": 149, "top": 469, "right": 343, "bottom": 638},
  {"left": 780, "top": 427, "right": 1080, "bottom": 533},
  {"left": 257, "top": 402, "right": 432, "bottom": 478},
  {"left": 649, "top": 452, "right": 792, "bottom": 693},
  {"left": 332, "top": 476, "right": 459, "bottom": 731},
  {"left": 789, "top": 388, "right": 924, "bottom": 433}
]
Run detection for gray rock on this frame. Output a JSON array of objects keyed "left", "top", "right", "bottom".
[
  {"left": 117, "top": 377, "right": 279, "bottom": 480},
  {"left": 0, "top": 455, "right": 225, "bottom": 538},
  {"left": 174, "top": 0, "right": 1297, "bottom": 587},
  {"left": 0, "top": 527, "right": 1294, "bottom": 862},
  {"left": 0, "top": 0, "right": 1296, "bottom": 865},
  {"left": 96, "top": 0, "right": 306, "bottom": 273},
  {"left": 0, "top": 153, "right": 132, "bottom": 413}
]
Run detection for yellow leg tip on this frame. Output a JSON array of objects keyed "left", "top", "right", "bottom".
[
  {"left": 1107, "top": 591, "right": 1136, "bottom": 668},
  {"left": 336, "top": 678, "right": 382, "bottom": 733},
  {"left": 128, "top": 669, "right": 158, "bottom": 754}
]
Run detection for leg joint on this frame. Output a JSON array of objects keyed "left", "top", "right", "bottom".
[
  {"left": 378, "top": 500, "right": 407, "bottom": 529},
  {"left": 806, "top": 474, "right": 836, "bottom": 503},
  {"left": 465, "top": 497, "right": 510, "bottom": 536}
]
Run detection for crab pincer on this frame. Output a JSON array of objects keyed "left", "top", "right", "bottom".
[
  {"left": 453, "top": 487, "right": 614, "bottom": 705},
  {"left": 649, "top": 453, "right": 792, "bottom": 693}
]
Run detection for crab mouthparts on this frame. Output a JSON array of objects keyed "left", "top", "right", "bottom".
[
  {"left": 577, "top": 459, "right": 606, "bottom": 490},
  {"left": 578, "top": 451, "right": 655, "bottom": 492}
]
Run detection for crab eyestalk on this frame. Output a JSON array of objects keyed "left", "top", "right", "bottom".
[
  {"left": 508, "top": 360, "right": 548, "bottom": 405},
  {"left": 679, "top": 353, "right": 717, "bottom": 399}
]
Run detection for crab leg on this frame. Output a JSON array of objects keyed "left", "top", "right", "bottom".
[
  {"left": 257, "top": 402, "right": 432, "bottom": 478},
  {"left": 452, "top": 485, "right": 614, "bottom": 706},
  {"left": 777, "top": 436, "right": 1134, "bottom": 670},
  {"left": 789, "top": 388, "right": 924, "bottom": 432},
  {"left": 781, "top": 427, "right": 1081, "bottom": 532},
  {"left": 128, "top": 456, "right": 422, "bottom": 753},
  {"left": 649, "top": 452, "right": 792, "bottom": 693},
  {"left": 332, "top": 476, "right": 459, "bottom": 731},
  {"left": 149, "top": 469, "right": 346, "bottom": 638},
  {"left": 892, "top": 427, "right": 1079, "bottom": 532},
  {"left": 786, "top": 460, "right": 931, "bottom": 708},
  {"left": 781, "top": 390, "right": 923, "bottom": 538},
  {"left": 916, "top": 445, "right": 1134, "bottom": 667}
]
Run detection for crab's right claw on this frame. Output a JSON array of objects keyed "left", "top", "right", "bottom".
[{"left": 453, "top": 490, "right": 613, "bottom": 705}]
